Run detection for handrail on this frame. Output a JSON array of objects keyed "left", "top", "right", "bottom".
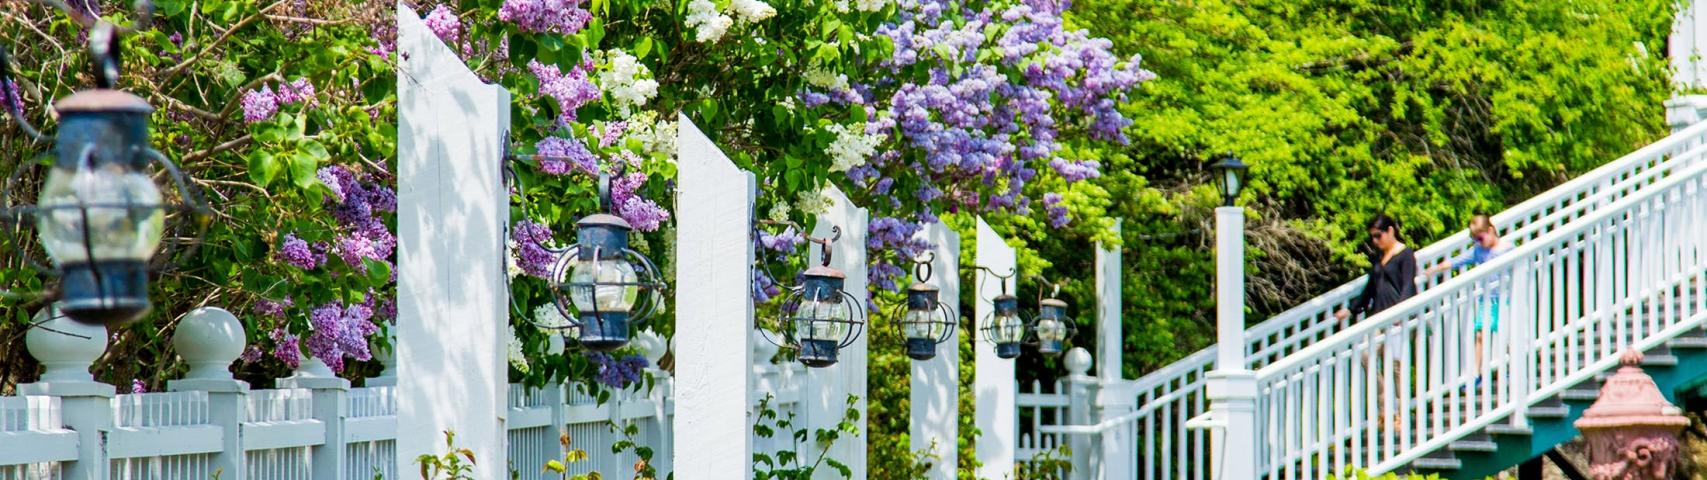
[{"left": 1257, "top": 157, "right": 1707, "bottom": 379}]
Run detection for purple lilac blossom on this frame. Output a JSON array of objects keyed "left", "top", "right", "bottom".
[
  {"left": 271, "top": 329, "right": 302, "bottom": 369},
  {"left": 2, "top": 79, "right": 22, "bottom": 113},
  {"left": 534, "top": 136, "right": 599, "bottom": 176},
  {"left": 254, "top": 297, "right": 293, "bottom": 318},
  {"left": 131, "top": 379, "right": 147, "bottom": 394},
  {"left": 276, "top": 233, "right": 320, "bottom": 269},
  {"left": 499, "top": 0, "right": 593, "bottom": 34},
  {"left": 529, "top": 60, "right": 599, "bottom": 124},
  {"left": 758, "top": 227, "right": 805, "bottom": 252},
  {"left": 276, "top": 78, "right": 318, "bottom": 107},
  {"left": 1042, "top": 192, "right": 1069, "bottom": 227},
  {"left": 512, "top": 220, "right": 559, "bottom": 279},
  {"left": 423, "top": 5, "right": 463, "bottom": 47},
  {"left": 587, "top": 352, "right": 648, "bottom": 388},
  {"left": 241, "top": 86, "right": 279, "bottom": 123},
  {"left": 610, "top": 173, "right": 670, "bottom": 232},
  {"left": 239, "top": 345, "right": 264, "bottom": 364}
]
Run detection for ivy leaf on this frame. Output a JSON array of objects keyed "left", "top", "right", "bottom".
[{"left": 634, "top": 36, "right": 654, "bottom": 59}]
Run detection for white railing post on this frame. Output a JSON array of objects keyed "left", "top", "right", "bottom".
[
  {"left": 1096, "top": 220, "right": 1123, "bottom": 382},
  {"left": 279, "top": 358, "right": 350, "bottom": 478},
  {"left": 1206, "top": 205, "right": 1259, "bottom": 480},
  {"left": 1064, "top": 348, "right": 1098, "bottom": 480},
  {"left": 910, "top": 222, "right": 960, "bottom": 479},
  {"left": 975, "top": 218, "right": 1019, "bottom": 478},
  {"left": 395, "top": 4, "right": 512, "bottom": 477},
  {"left": 804, "top": 186, "right": 870, "bottom": 479},
  {"left": 19, "top": 306, "right": 113, "bottom": 480},
  {"left": 673, "top": 115, "right": 757, "bottom": 478},
  {"left": 167, "top": 307, "right": 250, "bottom": 479},
  {"left": 1098, "top": 390, "right": 1136, "bottom": 480}
]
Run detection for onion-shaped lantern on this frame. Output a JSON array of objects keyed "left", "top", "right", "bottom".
[
  {"left": 978, "top": 268, "right": 1027, "bottom": 359},
  {"left": 1028, "top": 293, "right": 1078, "bottom": 357},
  {"left": 0, "top": 24, "right": 208, "bottom": 327},
  {"left": 763, "top": 226, "right": 866, "bottom": 368},
  {"left": 891, "top": 252, "right": 955, "bottom": 361},
  {"left": 541, "top": 175, "right": 666, "bottom": 352}
]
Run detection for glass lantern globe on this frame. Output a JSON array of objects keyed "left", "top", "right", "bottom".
[
  {"left": 759, "top": 226, "right": 867, "bottom": 368},
  {"left": 548, "top": 210, "right": 665, "bottom": 352},
  {"left": 1028, "top": 297, "right": 1077, "bottom": 356},
  {"left": 894, "top": 279, "right": 956, "bottom": 361},
  {"left": 981, "top": 294, "right": 1027, "bottom": 359}
]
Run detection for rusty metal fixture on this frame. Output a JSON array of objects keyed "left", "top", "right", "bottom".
[{"left": 1574, "top": 349, "right": 1689, "bottom": 480}]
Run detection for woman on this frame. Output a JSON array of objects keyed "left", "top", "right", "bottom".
[
  {"left": 1333, "top": 214, "right": 1418, "bottom": 430},
  {"left": 1424, "top": 214, "right": 1511, "bottom": 385}
]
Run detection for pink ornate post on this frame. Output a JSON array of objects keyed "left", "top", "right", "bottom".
[{"left": 1573, "top": 349, "right": 1689, "bottom": 480}]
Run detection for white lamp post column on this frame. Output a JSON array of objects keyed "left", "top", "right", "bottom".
[{"left": 1205, "top": 156, "right": 1258, "bottom": 480}]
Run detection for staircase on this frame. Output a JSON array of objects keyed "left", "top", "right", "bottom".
[{"left": 1109, "top": 121, "right": 1707, "bottom": 480}]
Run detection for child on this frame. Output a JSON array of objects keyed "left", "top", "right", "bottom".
[{"left": 1425, "top": 214, "right": 1512, "bottom": 385}]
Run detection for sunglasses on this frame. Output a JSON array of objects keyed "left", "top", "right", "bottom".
[{"left": 1369, "top": 230, "right": 1387, "bottom": 240}]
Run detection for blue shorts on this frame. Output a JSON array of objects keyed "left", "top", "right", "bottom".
[{"left": 1472, "top": 301, "right": 1500, "bottom": 333}]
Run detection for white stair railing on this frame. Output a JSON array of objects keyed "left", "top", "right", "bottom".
[
  {"left": 1108, "top": 121, "right": 1707, "bottom": 480},
  {"left": 1253, "top": 153, "right": 1707, "bottom": 478}
]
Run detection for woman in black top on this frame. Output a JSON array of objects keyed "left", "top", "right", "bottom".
[
  {"left": 1334, "top": 214, "right": 1418, "bottom": 321},
  {"left": 1332, "top": 214, "right": 1417, "bottom": 430}
]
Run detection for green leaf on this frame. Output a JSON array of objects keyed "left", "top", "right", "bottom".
[
  {"left": 290, "top": 152, "right": 318, "bottom": 190},
  {"left": 364, "top": 258, "right": 391, "bottom": 287},
  {"left": 544, "top": 460, "right": 566, "bottom": 473},
  {"left": 247, "top": 152, "right": 280, "bottom": 187},
  {"left": 634, "top": 36, "right": 654, "bottom": 59}
]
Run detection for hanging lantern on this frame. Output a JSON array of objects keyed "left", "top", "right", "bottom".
[
  {"left": 538, "top": 174, "right": 666, "bottom": 351},
  {"left": 978, "top": 268, "right": 1027, "bottom": 359},
  {"left": 1028, "top": 291, "right": 1078, "bottom": 357},
  {"left": 761, "top": 226, "right": 866, "bottom": 368},
  {"left": 890, "top": 252, "right": 955, "bottom": 361},
  {"left": 1, "top": 23, "right": 208, "bottom": 327}
]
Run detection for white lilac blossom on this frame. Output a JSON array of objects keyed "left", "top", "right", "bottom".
[
  {"left": 796, "top": 188, "right": 831, "bottom": 215},
  {"left": 507, "top": 325, "right": 530, "bottom": 373},
  {"left": 767, "top": 202, "right": 791, "bottom": 223},
  {"left": 728, "top": 0, "right": 777, "bottom": 22},
  {"left": 597, "top": 50, "right": 660, "bottom": 115},
  {"left": 533, "top": 303, "right": 573, "bottom": 331},
  {"left": 804, "top": 69, "right": 851, "bottom": 91},
  {"left": 685, "top": 0, "right": 733, "bottom": 43},
  {"left": 825, "top": 123, "right": 882, "bottom": 173},
  {"left": 506, "top": 239, "right": 525, "bottom": 278}
]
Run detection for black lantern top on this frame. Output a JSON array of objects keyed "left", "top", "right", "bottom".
[{"left": 1211, "top": 154, "right": 1248, "bottom": 207}]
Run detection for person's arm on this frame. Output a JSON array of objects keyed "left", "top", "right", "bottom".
[{"left": 1349, "top": 265, "right": 1378, "bottom": 315}]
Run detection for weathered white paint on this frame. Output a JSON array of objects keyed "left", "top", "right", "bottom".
[
  {"left": 395, "top": 4, "right": 510, "bottom": 479},
  {"left": 910, "top": 222, "right": 960, "bottom": 480},
  {"left": 805, "top": 185, "right": 869, "bottom": 480},
  {"left": 672, "top": 115, "right": 757, "bottom": 479},
  {"left": 1096, "top": 219, "right": 1122, "bottom": 382},
  {"left": 1674, "top": 0, "right": 1707, "bottom": 91},
  {"left": 974, "top": 218, "right": 1017, "bottom": 479}
]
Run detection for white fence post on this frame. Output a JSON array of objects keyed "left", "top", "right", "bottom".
[
  {"left": 975, "top": 218, "right": 1018, "bottom": 478},
  {"left": 1064, "top": 348, "right": 1097, "bottom": 480},
  {"left": 1096, "top": 220, "right": 1122, "bottom": 382},
  {"left": 910, "top": 222, "right": 960, "bottom": 479},
  {"left": 395, "top": 4, "right": 512, "bottom": 478},
  {"left": 279, "top": 358, "right": 350, "bottom": 478},
  {"left": 18, "top": 307, "right": 113, "bottom": 480},
  {"left": 804, "top": 186, "right": 869, "bottom": 479},
  {"left": 167, "top": 307, "right": 251, "bottom": 479},
  {"left": 673, "top": 115, "right": 757, "bottom": 478}
]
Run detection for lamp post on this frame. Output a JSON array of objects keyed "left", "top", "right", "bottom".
[
  {"left": 1205, "top": 154, "right": 1257, "bottom": 480},
  {"left": 1, "top": 22, "right": 207, "bottom": 327}
]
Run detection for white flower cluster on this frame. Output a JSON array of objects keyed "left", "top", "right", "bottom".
[
  {"left": 686, "top": 0, "right": 734, "bottom": 43},
  {"left": 507, "top": 325, "right": 530, "bottom": 374},
  {"left": 833, "top": 0, "right": 888, "bottom": 12},
  {"left": 624, "top": 111, "right": 679, "bottom": 159},
  {"left": 768, "top": 202, "right": 791, "bottom": 223},
  {"left": 729, "top": 0, "right": 776, "bottom": 21},
  {"left": 687, "top": 0, "right": 775, "bottom": 43},
  {"left": 506, "top": 239, "right": 523, "bottom": 278},
  {"left": 796, "top": 187, "right": 832, "bottom": 215},
  {"left": 533, "top": 303, "right": 573, "bottom": 331},
  {"left": 803, "top": 68, "right": 850, "bottom": 91},
  {"left": 824, "top": 123, "right": 881, "bottom": 173},
  {"left": 598, "top": 50, "right": 660, "bottom": 116}
]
